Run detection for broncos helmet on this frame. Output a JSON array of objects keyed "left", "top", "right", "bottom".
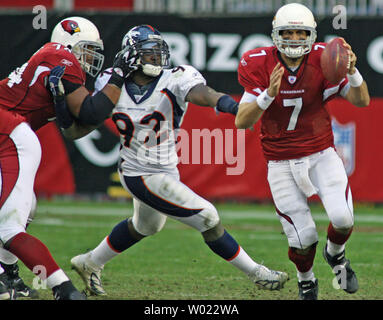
[{"left": 121, "top": 25, "right": 170, "bottom": 77}]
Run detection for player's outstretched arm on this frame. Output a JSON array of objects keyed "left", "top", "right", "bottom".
[
  {"left": 341, "top": 40, "right": 370, "bottom": 108},
  {"left": 66, "top": 47, "right": 137, "bottom": 126},
  {"left": 235, "top": 63, "right": 284, "bottom": 129},
  {"left": 49, "top": 47, "right": 137, "bottom": 139},
  {"left": 185, "top": 84, "right": 238, "bottom": 115}
]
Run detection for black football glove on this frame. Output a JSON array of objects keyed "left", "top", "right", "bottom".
[
  {"left": 48, "top": 65, "right": 74, "bottom": 129},
  {"left": 108, "top": 46, "right": 138, "bottom": 88}
]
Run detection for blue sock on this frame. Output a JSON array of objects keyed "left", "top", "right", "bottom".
[
  {"left": 205, "top": 230, "right": 240, "bottom": 261},
  {"left": 108, "top": 219, "right": 140, "bottom": 252}
]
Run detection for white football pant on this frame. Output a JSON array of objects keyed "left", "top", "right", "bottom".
[
  {"left": 0, "top": 123, "right": 41, "bottom": 244},
  {"left": 119, "top": 171, "right": 220, "bottom": 236},
  {"left": 267, "top": 147, "right": 354, "bottom": 249}
]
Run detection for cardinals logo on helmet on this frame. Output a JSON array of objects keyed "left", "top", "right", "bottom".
[{"left": 61, "top": 20, "right": 80, "bottom": 35}]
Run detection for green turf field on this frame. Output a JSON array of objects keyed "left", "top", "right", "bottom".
[{"left": 19, "top": 199, "right": 383, "bottom": 300}]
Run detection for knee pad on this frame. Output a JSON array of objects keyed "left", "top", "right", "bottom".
[
  {"left": 329, "top": 211, "right": 354, "bottom": 230},
  {"left": 200, "top": 203, "right": 220, "bottom": 231}
]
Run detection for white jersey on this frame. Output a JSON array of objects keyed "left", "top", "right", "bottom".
[{"left": 94, "top": 65, "right": 206, "bottom": 176}]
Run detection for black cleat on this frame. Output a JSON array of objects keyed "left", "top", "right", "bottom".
[
  {"left": 2, "top": 263, "right": 38, "bottom": 299},
  {"left": 52, "top": 281, "right": 87, "bottom": 300},
  {"left": 323, "top": 245, "right": 358, "bottom": 294},
  {"left": 0, "top": 272, "right": 16, "bottom": 300},
  {"left": 298, "top": 279, "right": 318, "bottom": 300}
]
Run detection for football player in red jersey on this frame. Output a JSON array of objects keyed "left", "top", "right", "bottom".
[
  {"left": 0, "top": 16, "right": 135, "bottom": 300},
  {"left": 235, "top": 3, "right": 370, "bottom": 300}
]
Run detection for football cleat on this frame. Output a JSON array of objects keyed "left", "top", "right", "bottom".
[
  {"left": 71, "top": 253, "right": 106, "bottom": 296},
  {"left": 2, "top": 263, "right": 38, "bottom": 299},
  {"left": 323, "top": 244, "right": 358, "bottom": 293},
  {"left": 298, "top": 279, "right": 318, "bottom": 300},
  {"left": 0, "top": 273, "right": 12, "bottom": 300},
  {"left": 248, "top": 265, "right": 289, "bottom": 290},
  {"left": 52, "top": 280, "right": 87, "bottom": 300}
]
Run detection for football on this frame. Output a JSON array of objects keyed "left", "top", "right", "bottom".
[{"left": 320, "top": 37, "right": 350, "bottom": 85}]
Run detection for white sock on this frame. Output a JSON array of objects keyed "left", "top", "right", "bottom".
[
  {"left": 327, "top": 239, "right": 345, "bottom": 257},
  {"left": 46, "top": 269, "right": 69, "bottom": 289},
  {"left": 297, "top": 267, "right": 315, "bottom": 282},
  {"left": 0, "top": 247, "right": 18, "bottom": 265},
  {"left": 228, "top": 247, "right": 261, "bottom": 274},
  {"left": 89, "top": 237, "right": 120, "bottom": 267}
]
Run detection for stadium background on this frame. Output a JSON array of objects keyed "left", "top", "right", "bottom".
[{"left": 1, "top": 0, "right": 383, "bottom": 202}]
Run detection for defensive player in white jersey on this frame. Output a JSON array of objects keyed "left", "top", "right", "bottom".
[{"left": 67, "top": 25, "right": 289, "bottom": 297}]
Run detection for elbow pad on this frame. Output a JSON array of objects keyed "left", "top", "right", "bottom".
[{"left": 78, "top": 91, "right": 115, "bottom": 126}]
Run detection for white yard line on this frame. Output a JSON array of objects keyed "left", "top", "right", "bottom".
[{"left": 35, "top": 205, "right": 383, "bottom": 224}]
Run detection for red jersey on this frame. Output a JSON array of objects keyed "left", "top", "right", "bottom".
[
  {"left": 238, "top": 43, "right": 349, "bottom": 161},
  {"left": 0, "top": 42, "right": 85, "bottom": 135}
]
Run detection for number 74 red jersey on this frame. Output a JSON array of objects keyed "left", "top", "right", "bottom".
[
  {"left": 237, "top": 44, "right": 350, "bottom": 161},
  {"left": 0, "top": 42, "right": 85, "bottom": 135}
]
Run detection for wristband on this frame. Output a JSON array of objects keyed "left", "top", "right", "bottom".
[
  {"left": 216, "top": 95, "right": 239, "bottom": 115},
  {"left": 256, "top": 89, "right": 275, "bottom": 111},
  {"left": 347, "top": 68, "right": 363, "bottom": 87}
]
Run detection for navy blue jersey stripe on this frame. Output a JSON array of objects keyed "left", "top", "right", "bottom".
[{"left": 161, "top": 88, "right": 184, "bottom": 129}]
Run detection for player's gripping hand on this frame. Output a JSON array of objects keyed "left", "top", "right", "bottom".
[
  {"left": 108, "top": 46, "right": 138, "bottom": 88},
  {"left": 49, "top": 65, "right": 66, "bottom": 101},
  {"left": 267, "top": 62, "right": 284, "bottom": 97},
  {"left": 338, "top": 37, "right": 357, "bottom": 74},
  {"left": 48, "top": 65, "right": 74, "bottom": 129}
]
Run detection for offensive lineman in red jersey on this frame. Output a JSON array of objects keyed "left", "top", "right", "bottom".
[
  {"left": 235, "top": 3, "right": 370, "bottom": 300},
  {"left": 0, "top": 16, "right": 136, "bottom": 300}
]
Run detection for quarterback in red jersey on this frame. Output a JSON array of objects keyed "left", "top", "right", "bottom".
[
  {"left": 0, "top": 16, "right": 135, "bottom": 300},
  {"left": 236, "top": 3, "right": 370, "bottom": 300}
]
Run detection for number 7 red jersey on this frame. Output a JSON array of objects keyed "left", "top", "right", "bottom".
[
  {"left": 237, "top": 44, "right": 350, "bottom": 161},
  {"left": 0, "top": 42, "right": 85, "bottom": 135}
]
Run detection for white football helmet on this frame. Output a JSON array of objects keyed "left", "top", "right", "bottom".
[
  {"left": 51, "top": 16, "right": 104, "bottom": 77},
  {"left": 272, "top": 3, "right": 317, "bottom": 59}
]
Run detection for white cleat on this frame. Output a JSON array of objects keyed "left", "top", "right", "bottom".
[
  {"left": 249, "top": 265, "right": 289, "bottom": 290},
  {"left": 71, "top": 253, "right": 107, "bottom": 296}
]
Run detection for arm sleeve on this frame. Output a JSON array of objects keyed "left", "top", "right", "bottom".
[{"left": 61, "top": 78, "right": 82, "bottom": 95}]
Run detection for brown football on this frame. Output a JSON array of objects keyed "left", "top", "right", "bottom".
[{"left": 320, "top": 37, "right": 350, "bottom": 85}]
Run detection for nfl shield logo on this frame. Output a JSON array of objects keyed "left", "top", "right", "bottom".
[
  {"left": 332, "top": 118, "right": 356, "bottom": 176},
  {"left": 288, "top": 76, "right": 297, "bottom": 84}
]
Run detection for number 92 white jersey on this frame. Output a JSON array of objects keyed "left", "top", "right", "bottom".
[{"left": 94, "top": 65, "right": 206, "bottom": 176}]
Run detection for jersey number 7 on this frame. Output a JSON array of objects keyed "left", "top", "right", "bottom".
[{"left": 283, "top": 97, "right": 303, "bottom": 131}]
